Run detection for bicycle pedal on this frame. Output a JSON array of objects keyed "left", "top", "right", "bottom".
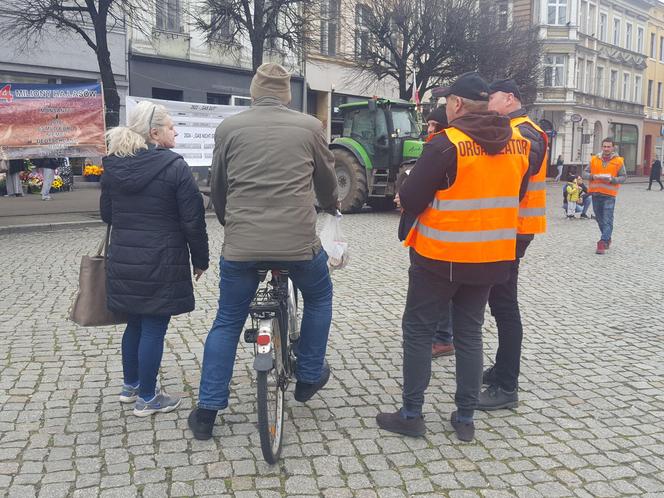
[{"left": 244, "top": 328, "right": 258, "bottom": 343}]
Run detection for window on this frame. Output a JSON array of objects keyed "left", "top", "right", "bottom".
[
  {"left": 497, "top": 1, "right": 509, "bottom": 30},
  {"left": 210, "top": 5, "right": 232, "bottom": 41},
  {"left": 207, "top": 93, "right": 230, "bottom": 105},
  {"left": 547, "top": 0, "right": 567, "bottom": 25},
  {"left": 543, "top": 55, "right": 566, "bottom": 87},
  {"left": 637, "top": 27, "right": 644, "bottom": 53},
  {"left": 588, "top": 4, "right": 596, "bottom": 35},
  {"left": 648, "top": 79, "right": 654, "bottom": 106},
  {"left": 634, "top": 75, "right": 642, "bottom": 103},
  {"left": 585, "top": 61, "right": 593, "bottom": 94},
  {"left": 623, "top": 73, "right": 630, "bottom": 101},
  {"left": 625, "top": 23, "right": 632, "bottom": 50},
  {"left": 320, "top": 0, "right": 340, "bottom": 56},
  {"left": 658, "top": 82, "right": 663, "bottom": 108},
  {"left": 599, "top": 13, "right": 607, "bottom": 41},
  {"left": 579, "top": 1, "right": 587, "bottom": 33},
  {"left": 355, "top": 4, "right": 371, "bottom": 60},
  {"left": 152, "top": 87, "right": 183, "bottom": 101},
  {"left": 576, "top": 58, "right": 584, "bottom": 91},
  {"left": 651, "top": 33, "right": 656, "bottom": 58},
  {"left": 613, "top": 18, "right": 621, "bottom": 46},
  {"left": 660, "top": 37, "right": 664, "bottom": 62},
  {"left": 610, "top": 70, "right": 618, "bottom": 99},
  {"left": 596, "top": 66, "right": 604, "bottom": 96},
  {"left": 156, "top": 0, "right": 182, "bottom": 32}
]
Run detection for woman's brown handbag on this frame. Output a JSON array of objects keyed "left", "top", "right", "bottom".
[{"left": 70, "top": 225, "right": 127, "bottom": 326}]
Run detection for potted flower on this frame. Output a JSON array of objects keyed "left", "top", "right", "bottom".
[
  {"left": 27, "top": 171, "right": 43, "bottom": 194},
  {"left": 83, "top": 165, "right": 103, "bottom": 182}
]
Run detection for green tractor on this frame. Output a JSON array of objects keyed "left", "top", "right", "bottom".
[{"left": 330, "top": 98, "right": 424, "bottom": 213}]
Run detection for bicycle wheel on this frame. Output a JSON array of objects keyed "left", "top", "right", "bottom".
[{"left": 256, "top": 318, "right": 286, "bottom": 464}]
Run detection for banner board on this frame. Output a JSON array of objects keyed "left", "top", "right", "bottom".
[
  {"left": 0, "top": 82, "right": 106, "bottom": 159},
  {"left": 126, "top": 96, "right": 246, "bottom": 167}
]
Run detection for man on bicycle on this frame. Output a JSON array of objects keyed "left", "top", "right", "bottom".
[{"left": 188, "top": 63, "right": 339, "bottom": 440}]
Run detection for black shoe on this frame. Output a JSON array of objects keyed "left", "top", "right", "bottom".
[
  {"left": 450, "top": 411, "right": 475, "bottom": 442},
  {"left": 188, "top": 407, "right": 216, "bottom": 441},
  {"left": 376, "top": 410, "right": 425, "bottom": 437},
  {"left": 482, "top": 365, "right": 497, "bottom": 386},
  {"left": 580, "top": 213, "right": 589, "bottom": 219},
  {"left": 294, "top": 361, "right": 330, "bottom": 402},
  {"left": 476, "top": 385, "right": 519, "bottom": 411}
]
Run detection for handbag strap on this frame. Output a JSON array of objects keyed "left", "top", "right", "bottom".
[{"left": 96, "top": 224, "right": 111, "bottom": 257}]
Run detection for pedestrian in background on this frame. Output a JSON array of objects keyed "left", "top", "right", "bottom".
[
  {"left": 4, "top": 159, "right": 24, "bottom": 197},
  {"left": 583, "top": 138, "right": 626, "bottom": 254},
  {"left": 555, "top": 154, "right": 564, "bottom": 182},
  {"left": 376, "top": 72, "right": 530, "bottom": 442},
  {"left": 566, "top": 176, "right": 581, "bottom": 219},
  {"left": 34, "top": 157, "right": 58, "bottom": 200},
  {"left": 648, "top": 156, "right": 663, "bottom": 191},
  {"left": 101, "top": 100, "right": 209, "bottom": 417}
]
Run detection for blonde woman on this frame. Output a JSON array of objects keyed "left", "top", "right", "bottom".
[{"left": 101, "top": 101, "right": 209, "bottom": 416}]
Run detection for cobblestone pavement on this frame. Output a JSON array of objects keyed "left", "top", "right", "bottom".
[{"left": 1, "top": 183, "right": 663, "bottom": 497}]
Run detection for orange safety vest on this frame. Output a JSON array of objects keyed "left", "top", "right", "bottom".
[
  {"left": 405, "top": 126, "right": 530, "bottom": 263},
  {"left": 511, "top": 116, "right": 548, "bottom": 235},
  {"left": 588, "top": 155, "right": 623, "bottom": 197}
]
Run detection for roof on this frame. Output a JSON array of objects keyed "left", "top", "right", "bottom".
[{"left": 338, "top": 98, "right": 415, "bottom": 110}]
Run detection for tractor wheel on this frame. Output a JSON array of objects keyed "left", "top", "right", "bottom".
[
  {"left": 333, "top": 148, "right": 367, "bottom": 213},
  {"left": 368, "top": 197, "right": 396, "bottom": 211}
]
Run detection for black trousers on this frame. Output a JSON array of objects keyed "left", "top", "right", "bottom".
[
  {"left": 402, "top": 258, "right": 491, "bottom": 418},
  {"left": 488, "top": 259, "right": 522, "bottom": 392},
  {"left": 648, "top": 176, "right": 663, "bottom": 189}
]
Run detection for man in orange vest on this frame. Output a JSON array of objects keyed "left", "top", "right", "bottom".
[
  {"left": 376, "top": 72, "right": 531, "bottom": 442},
  {"left": 583, "top": 138, "right": 626, "bottom": 254},
  {"left": 474, "top": 79, "right": 548, "bottom": 411}
]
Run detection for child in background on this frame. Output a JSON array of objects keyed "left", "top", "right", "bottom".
[{"left": 566, "top": 176, "right": 581, "bottom": 219}]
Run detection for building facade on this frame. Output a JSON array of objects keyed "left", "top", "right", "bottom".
[
  {"left": 127, "top": 3, "right": 304, "bottom": 111},
  {"left": 0, "top": 17, "right": 129, "bottom": 123},
  {"left": 642, "top": 1, "right": 664, "bottom": 173},
  {"left": 305, "top": 1, "right": 400, "bottom": 140},
  {"left": 530, "top": 0, "right": 651, "bottom": 175}
]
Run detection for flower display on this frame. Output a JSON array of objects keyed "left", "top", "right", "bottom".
[
  {"left": 52, "top": 176, "right": 63, "bottom": 190},
  {"left": 27, "top": 171, "right": 44, "bottom": 190},
  {"left": 84, "top": 165, "right": 103, "bottom": 176}
]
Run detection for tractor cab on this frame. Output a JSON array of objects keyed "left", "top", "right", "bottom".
[{"left": 330, "top": 98, "right": 424, "bottom": 212}]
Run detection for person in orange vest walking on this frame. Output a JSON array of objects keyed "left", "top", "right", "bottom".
[
  {"left": 583, "top": 138, "right": 626, "bottom": 254},
  {"left": 376, "top": 72, "right": 531, "bottom": 442},
  {"left": 475, "top": 79, "right": 548, "bottom": 411}
]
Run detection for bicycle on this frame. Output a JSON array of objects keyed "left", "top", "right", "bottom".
[{"left": 243, "top": 268, "right": 299, "bottom": 464}]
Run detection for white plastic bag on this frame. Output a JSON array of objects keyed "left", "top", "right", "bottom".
[{"left": 320, "top": 212, "right": 349, "bottom": 271}]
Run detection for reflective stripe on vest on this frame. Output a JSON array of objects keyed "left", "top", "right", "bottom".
[
  {"left": 511, "top": 116, "right": 547, "bottom": 235},
  {"left": 405, "top": 126, "right": 529, "bottom": 263},
  {"left": 588, "top": 155, "right": 623, "bottom": 197}
]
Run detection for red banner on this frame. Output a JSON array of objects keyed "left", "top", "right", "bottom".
[{"left": 0, "top": 82, "right": 106, "bottom": 159}]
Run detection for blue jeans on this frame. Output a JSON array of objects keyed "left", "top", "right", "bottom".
[
  {"left": 592, "top": 194, "right": 616, "bottom": 242},
  {"left": 122, "top": 314, "right": 171, "bottom": 400},
  {"left": 198, "top": 249, "right": 333, "bottom": 411},
  {"left": 433, "top": 303, "right": 453, "bottom": 344}
]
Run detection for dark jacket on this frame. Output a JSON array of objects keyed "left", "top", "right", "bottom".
[
  {"left": 398, "top": 111, "right": 530, "bottom": 285},
  {"left": 651, "top": 160, "right": 662, "bottom": 178},
  {"left": 100, "top": 146, "right": 209, "bottom": 316},
  {"left": 210, "top": 96, "right": 338, "bottom": 261},
  {"left": 33, "top": 158, "right": 59, "bottom": 169},
  {"left": 8, "top": 160, "right": 24, "bottom": 174}
]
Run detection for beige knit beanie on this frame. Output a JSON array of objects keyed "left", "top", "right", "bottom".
[{"left": 250, "top": 62, "right": 292, "bottom": 104}]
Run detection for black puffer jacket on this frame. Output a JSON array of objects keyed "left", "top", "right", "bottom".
[{"left": 100, "top": 146, "right": 209, "bottom": 316}]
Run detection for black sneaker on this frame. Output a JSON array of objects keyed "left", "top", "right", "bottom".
[
  {"left": 476, "top": 384, "right": 518, "bottom": 411},
  {"left": 294, "top": 361, "right": 330, "bottom": 402},
  {"left": 450, "top": 411, "right": 475, "bottom": 442},
  {"left": 580, "top": 213, "right": 589, "bottom": 219},
  {"left": 376, "top": 410, "right": 425, "bottom": 437},
  {"left": 188, "top": 408, "right": 216, "bottom": 441},
  {"left": 482, "top": 365, "right": 497, "bottom": 386}
]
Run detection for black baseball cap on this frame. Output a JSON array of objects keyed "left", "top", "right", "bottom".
[
  {"left": 489, "top": 78, "right": 522, "bottom": 101},
  {"left": 431, "top": 72, "right": 490, "bottom": 101}
]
